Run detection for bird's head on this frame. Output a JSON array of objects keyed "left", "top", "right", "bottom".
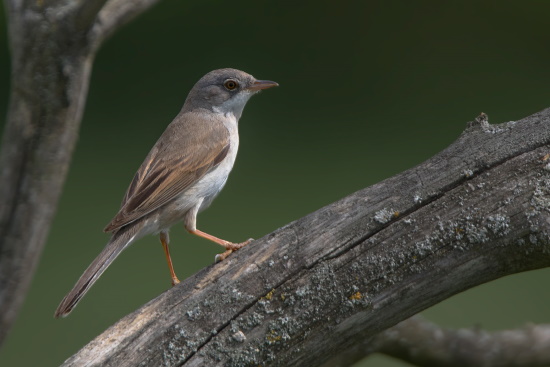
[{"left": 183, "top": 68, "right": 278, "bottom": 119}]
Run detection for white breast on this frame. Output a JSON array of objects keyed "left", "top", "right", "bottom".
[{"left": 181, "top": 112, "right": 240, "bottom": 213}]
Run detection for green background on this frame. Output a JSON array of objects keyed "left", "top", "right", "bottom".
[{"left": 1, "top": 1, "right": 550, "bottom": 366}]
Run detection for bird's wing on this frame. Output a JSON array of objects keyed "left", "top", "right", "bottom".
[{"left": 104, "top": 113, "right": 230, "bottom": 233}]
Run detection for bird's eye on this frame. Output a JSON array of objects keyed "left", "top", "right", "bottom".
[{"left": 224, "top": 80, "right": 238, "bottom": 90}]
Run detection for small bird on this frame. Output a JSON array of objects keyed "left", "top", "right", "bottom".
[{"left": 55, "top": 68, "right": 278, "bottom": 318}]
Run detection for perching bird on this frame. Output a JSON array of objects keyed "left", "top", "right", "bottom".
[{"left": 54, "top": 68, "right": 278, "bottom": 318}]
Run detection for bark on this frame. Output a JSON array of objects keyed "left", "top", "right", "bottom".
[
  {"left": 61, "top": 110, "right": 550, "bottom": 366},
  {"left": 0, "top": 0, "right": 163, "bottom": 347}
]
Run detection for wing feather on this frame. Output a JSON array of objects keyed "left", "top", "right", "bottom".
[{"left": 104, "top": 112, "right": 230, "bottom": 232}]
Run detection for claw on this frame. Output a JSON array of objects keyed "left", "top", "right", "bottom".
[
  {"left": 214, "top": 238, "right": 254, "bottom": 262},
  {"left": 215, "top": 250, "right": 233, "bottom": 263}
]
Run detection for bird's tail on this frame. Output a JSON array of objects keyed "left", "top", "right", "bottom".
[{"left": 54, "top": 229, "right": 138, "bottom": 318}]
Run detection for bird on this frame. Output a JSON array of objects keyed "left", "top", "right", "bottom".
[{"left": 54, "top": 68, "right": 278, "bottom": 318}]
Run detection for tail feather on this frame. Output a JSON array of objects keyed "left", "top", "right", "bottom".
[{"left": 54, "top": 231, "right": 136, "bottom": 318}]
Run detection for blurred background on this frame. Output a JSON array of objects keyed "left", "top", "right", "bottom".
[{"left": 1, "top": 1, "right": 549, "bottom": 366}]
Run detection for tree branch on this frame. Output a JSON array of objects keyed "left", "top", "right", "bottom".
[
  {"left": 323, "top": 316, "right": 550, "bottom": 366},
  {"left": 376, "top": 317, "right": 550, "bottom": 367},
  {"left": 60, "top": 110, "right": 550, "bottom": 366},
  {"left": 0, "top": 0, "right": 163, "bottom": 347},
  {"left": 91, "top": 0, "right": 164, "bottom": 46},
  {"left": 72, "top": 0, "right": 111, "bottom": 34}
]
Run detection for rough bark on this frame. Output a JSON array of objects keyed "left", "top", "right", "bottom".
[
  {"left": 0, "top": 0, "right": 163, "bottom": 347},
  {"left": 61, "top": 110, "right": 550, "bottom": 366}
]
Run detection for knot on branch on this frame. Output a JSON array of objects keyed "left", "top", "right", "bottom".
[
  {"left": 464, "top": 112, "right": 520, "bottom": 136},
  {"left": 465, "top": 112, "right": 490, "bottom": 130}
]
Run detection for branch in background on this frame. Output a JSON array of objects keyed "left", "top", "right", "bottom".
[
  {"left": 372, "top": 316, "right": 550, "bottom": 367},
  {"left": 92, "top": 0, "right": 165, "bottom": 46},
  {"left": 72, "top": 0, "right": 110, "bottom": 34},
  {"left": 60, "top": 110, "right": 550, "bottom": 366},
  {"left": 0, "top": 0, "right": 163, "bottom": 347},
  {"left": 323, "top": 316, "right": 550, "bottom": 367}
]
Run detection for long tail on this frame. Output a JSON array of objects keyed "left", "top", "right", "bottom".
[{"left": 54, "top": 229, "right": 137, "bottom": 318}]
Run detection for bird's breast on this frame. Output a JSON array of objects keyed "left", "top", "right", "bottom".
[{"left": 175, "top": 114, "right": 240, "bottom": 213}]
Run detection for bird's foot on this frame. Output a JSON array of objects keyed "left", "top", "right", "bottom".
[
  {"left": 214, "top": 238, "right": 253, "bottom": 262},
  {"left": 171, "top": 276, "right": 181, "bottom": 286}
]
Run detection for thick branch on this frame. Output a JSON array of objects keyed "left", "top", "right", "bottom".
[
  {"left": 61, "top": 110, "right": 550, "bottom": 366},
  {"left": 0, "top": 0, "right": 163, "bottom": 347}
]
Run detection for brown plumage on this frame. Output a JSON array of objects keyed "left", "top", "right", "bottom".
[
  {"left": 54, "top": 69, "right": 277, "bottom": 317},
  {"left": 104, "top": 113, "right": 231, "bottom": 232}
]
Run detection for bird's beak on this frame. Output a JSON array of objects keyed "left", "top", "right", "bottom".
[{"left": 247, "top": 80, "right": 279, "bottom": 91}]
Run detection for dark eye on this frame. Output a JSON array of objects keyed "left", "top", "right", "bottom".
[{"left": 224, "top": 80, "right": 238, "bottom": 90}]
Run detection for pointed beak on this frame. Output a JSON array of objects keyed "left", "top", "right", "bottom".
[{"left": 247, "top": 80, "right": 279, "bottom": 92}]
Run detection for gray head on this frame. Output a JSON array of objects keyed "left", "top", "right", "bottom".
[{"left": 182, "top": 68, "right": 278, "bottom": 119}]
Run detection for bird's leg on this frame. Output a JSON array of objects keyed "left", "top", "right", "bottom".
[
  {"left": 187, "top": 229, "right": 253, "bottom": 262},
  {"left": 183, "top": 204, "right": 252, "bottom": 262},
  {"left": 159, "top": 232, "right": 180, "bottom": 286}
]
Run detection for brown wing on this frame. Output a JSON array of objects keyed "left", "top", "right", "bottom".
[{"left": 104, "top": 112, "right": 230, "bottom": 233}]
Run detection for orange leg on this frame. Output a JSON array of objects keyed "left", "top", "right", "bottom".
[
  {"left": 160, "top": 232, "right": 180, "bottom": 286},
  {"left": 188, "top": 229, "right": 253, "bottom": 262}
]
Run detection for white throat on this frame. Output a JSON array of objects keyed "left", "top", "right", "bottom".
[{"left": 212, "top": 91, "right": 254, "bottom": 120}]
